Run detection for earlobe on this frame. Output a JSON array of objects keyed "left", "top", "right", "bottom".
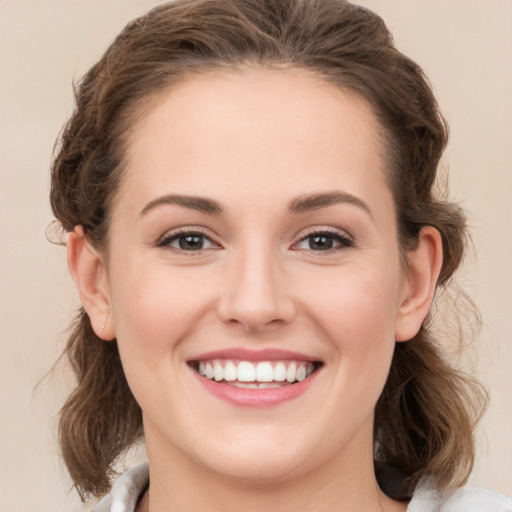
[
  {"left": 395, "top": 226, "right": 443, "bottom": 342},
  {"left": 67, "top": 226, "right": 116, "bottom": 341}
]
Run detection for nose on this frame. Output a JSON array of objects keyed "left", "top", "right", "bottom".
[{"left": 217, "top": 245, "right": 296, "bottom": 332}]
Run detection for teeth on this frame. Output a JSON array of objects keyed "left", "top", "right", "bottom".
[
  {"left": 231, "top": 382, "right": 285, "bottom": 389},
  {"left": 214, "top": 361, "right": 223, "bottom": 382},
  {"left": 274, "top": 362, "right": 286, "bottom": 381},
  {"left": 256, "top": 362, "right": 273, "bottom": 382},
  {"left": 286, "top": 362, "right": 297, "bottom": 383},
  {"left": 237, "top": 361, "right": 256, "bottom": 382},
  {"left": 196, "top": 359, "right": 316, "bottom": 385},
  {"left": 224, "top": 361, "right": 237, "bottom": 381},
  {"left": 296, "top": 365, "right": 307, "bottom": 382},
  {"left": 232, "top": 382, "right": 259, "bottom": 389}
]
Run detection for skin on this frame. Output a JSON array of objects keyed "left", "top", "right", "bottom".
[{"left": 68, "top": 68, "right": 442, "bottom": 512}]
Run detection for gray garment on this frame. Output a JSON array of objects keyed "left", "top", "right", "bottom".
[{"left": 91, "top": 461, "right": 512, "bottom": 512}]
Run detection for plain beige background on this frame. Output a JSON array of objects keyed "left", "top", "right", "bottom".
[{"left": 1, "top": 1, "right": 511, "bottom": 510}]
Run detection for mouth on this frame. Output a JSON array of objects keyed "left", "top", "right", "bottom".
[
  {"left": 190, "top": 359, "right": 320, "bottom": 388},
  {"left": 187, "top": 350, "right": 323, "bottom": 407}
]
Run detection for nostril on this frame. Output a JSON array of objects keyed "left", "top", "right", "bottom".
[{"left": 223, "top": 316, "right": 291, "bottom": 333}]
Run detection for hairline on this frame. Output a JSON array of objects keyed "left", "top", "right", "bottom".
[{"left": 100, "top": 62, "right": 403, "bottom": 258}]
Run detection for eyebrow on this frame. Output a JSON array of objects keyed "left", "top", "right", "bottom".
[
  {"left": 287, "top": 191, "right": 373, "bottom": 218},
  {"left": 140, "top": 194, "right": 223, "bottom": 216},
  {"left": 139, "top": 191, "right": 372, "bottom": 218}
]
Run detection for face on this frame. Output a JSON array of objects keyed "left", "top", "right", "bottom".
[{"left": 104, "top": 69, "right": 409, "bottom": 482}]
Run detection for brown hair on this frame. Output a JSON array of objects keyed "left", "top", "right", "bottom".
[{"left": 50, "top": 0, "right": 486, "bottom": 501}]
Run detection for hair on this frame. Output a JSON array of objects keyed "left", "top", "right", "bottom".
[{"left": 50, "top": 0, "right": 487, "bottom": 502}]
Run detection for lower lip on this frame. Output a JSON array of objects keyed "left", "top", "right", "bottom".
[{"left": 192, "top": 370, "right": 319, "bottom": 408}]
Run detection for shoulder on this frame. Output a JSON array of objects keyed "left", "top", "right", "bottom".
[
  {"left": 439, "top": 488, "right": 512, "bottom": 511},
  {"left": 408, "top": 481, "right": 512, "bottom": 512},
  {"left": 89, "top": 461, "right": 149, "bottom": 512}
]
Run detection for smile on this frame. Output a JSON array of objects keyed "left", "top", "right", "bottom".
[
  {"left": 188, "top": 350, "right": 322, "bottom": 407},
  {"left": 195, "top": 359, "right": 316, "bottom": 388}
]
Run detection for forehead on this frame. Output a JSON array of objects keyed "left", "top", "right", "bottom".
[{"left": 120, "top": 68, "right": 389, "bottom": 212}]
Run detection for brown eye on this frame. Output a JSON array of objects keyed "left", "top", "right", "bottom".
[
  {"left": 308, "top": 234, "right": 335, "bottom": 250},
  {"left": 294, "top": 231, "right": 353, "bottom": 252},
  {"left": 159, "top": 231, "right": 217, "bottom": 251},
  {"left": 178, "top": 234, "right": 205, "bottom": 250}
]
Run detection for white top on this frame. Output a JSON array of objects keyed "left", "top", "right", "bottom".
[{"left": 91, "top": 461, "right": 512, "bottom": 512}]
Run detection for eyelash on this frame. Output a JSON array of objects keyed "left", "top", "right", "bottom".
[
  {"left": 157, "top": 228, "right": 219, "bottom": 253},
  {"left": 292, "top": 228, "right": 354, "bottom": 253},
  {"left": 156, "top": 228, "right": 354, "bottom": 254}
]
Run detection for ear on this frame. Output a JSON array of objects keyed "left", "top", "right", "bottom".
[
  {"left": 67, "top": 226, "right": 116, "bottom": 341},
  {"left": 395, "top": 226, "right": 443, "bottom": 342}
]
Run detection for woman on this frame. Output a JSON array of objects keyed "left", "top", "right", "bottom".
[{"left": 50, "top": 0, "right": 512, "bottom": 511}]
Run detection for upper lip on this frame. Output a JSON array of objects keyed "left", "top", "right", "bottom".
[{"left": 187, "top": 347, "right": 322, "bottom": 363}]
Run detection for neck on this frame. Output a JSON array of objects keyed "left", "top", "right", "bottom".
[{"left": 143, "top": 423, "right": 403, "bottom": 512}]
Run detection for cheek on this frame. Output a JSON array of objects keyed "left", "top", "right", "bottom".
[
  {"left": 303, "top": 261, "right": 401, "bottom": 342},
  {"left": 301, "top": 262, "right": 401, "bottom": 394},
  {"left": 107, "top": 262, "right": 218, "bottom": 417},
  {"left": 108, "top": 261, "right": 216, "bottom": 360}
]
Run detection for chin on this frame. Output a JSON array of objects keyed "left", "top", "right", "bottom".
[{"left": 206, "top": 449, "right": 311, "bottom": 484}]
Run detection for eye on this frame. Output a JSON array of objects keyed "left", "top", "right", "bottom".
[
  {"left": 158, "top": 230, "right": 219, "bottom": 252},
  {"left": 293, "top": 230, "right": 353, "bottom": 252}
]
